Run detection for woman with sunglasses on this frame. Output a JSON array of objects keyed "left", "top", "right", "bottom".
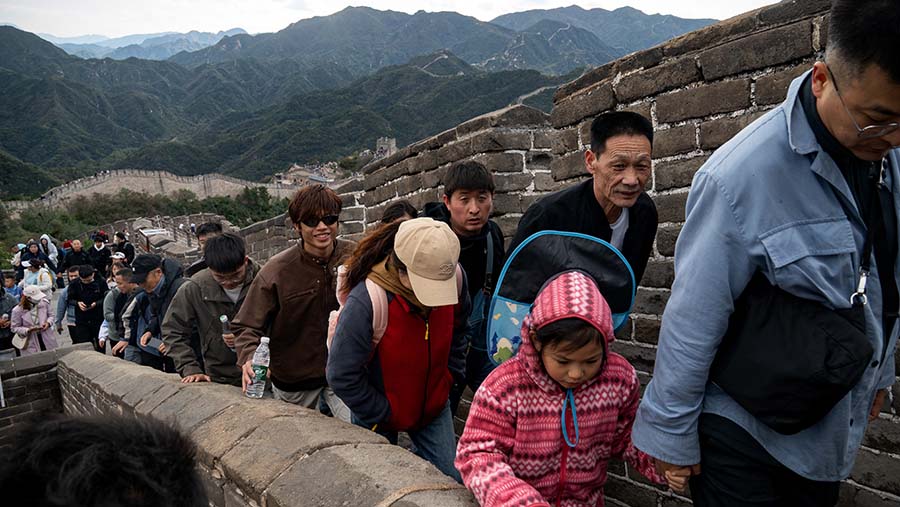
[{"left": 232, "top": 184, "right": 355, "bottom": 419}]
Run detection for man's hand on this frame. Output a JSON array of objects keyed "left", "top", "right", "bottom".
[
  {"left": 111, "top": 340, "right": 128, "bottom": 355},
  {"left": 182, "top": 373, "right": 211, "bottom": 383},
  {"left": 656, "top": 459, "right": 701, "bottom": 493},
  {"left": 241, "top": 362, "right": 254, "bottom": 393},
  {"left": 870, "top": 388, "right": 888, "bottom": 422},
  {"left": 222, "top": 333, "right": 236, "bottom": 348},
  {"left": 158, "top": 342, "right": 168, "bottom": 354},
  {"left": 0, "top": 318, "right": 9, "bottom": 329},
  {"left": 139, "top": 331, "right": 152, "bottom": 347},
  {"left": 77, "top": 302, "right": 88, "bottom": 311}
]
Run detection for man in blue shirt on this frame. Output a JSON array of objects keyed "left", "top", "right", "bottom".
[{"left": 633, "top": 2, "right": 900, "bottom": 505}]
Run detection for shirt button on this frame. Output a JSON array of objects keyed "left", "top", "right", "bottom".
[{"left": 871, "top": 360, "right": 879, "bottom": 367}]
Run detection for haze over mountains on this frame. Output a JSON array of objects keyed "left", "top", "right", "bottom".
[
  {"left": 50, "top": 29, "right": 248, "bottom": 61},
  {"left": 0, "top": 5, "right": 713, "bottom": 198}
]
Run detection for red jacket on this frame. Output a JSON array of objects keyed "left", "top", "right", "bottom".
[{"left": 456, "top": 271, "right": 664, "bottom": 507}]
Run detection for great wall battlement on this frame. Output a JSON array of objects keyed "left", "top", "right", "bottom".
[
  {"left": 3, "top": 169, "right": 303, "bottom": 216},
  {"left": 2, "top": 2, "right": 899, "bottom": 505}
]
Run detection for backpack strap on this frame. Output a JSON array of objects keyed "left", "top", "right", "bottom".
[{"left": 365, "top": 279, "right": 390, "bottom": 346}]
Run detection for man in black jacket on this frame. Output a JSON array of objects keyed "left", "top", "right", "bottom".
[
  {"left": 114, "top": 232, "right": 136, "bottom": 264},
  {"left": 510, "top": 111, "right": 658, "bottom": 285},
  {"left": 58, "top": 240, "right": 91, "bottom": 286},
  {"left": 68, "top": 265, "right": 109, "bottom": 352},
  {"left": 88, "top": 234, "right": 112, "bottom": 279},
  {"left": 424, "top": 160, "right": 506, "bottom": 415}
]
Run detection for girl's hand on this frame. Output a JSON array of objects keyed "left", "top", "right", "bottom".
[{"left": 664, "top": 467, "right": 691, "bottom": 493}]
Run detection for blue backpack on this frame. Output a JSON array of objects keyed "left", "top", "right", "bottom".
[{"left": 486, "top": 231, "right": 636, "bottom": 365}]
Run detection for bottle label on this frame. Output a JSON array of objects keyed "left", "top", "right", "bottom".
[{"left": 252, "top": 365, "right": 268, "bottom": 382}]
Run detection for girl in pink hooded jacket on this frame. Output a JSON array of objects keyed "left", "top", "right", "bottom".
[{"left": 456, "top": 270, "right": 679, "bottom": 506}]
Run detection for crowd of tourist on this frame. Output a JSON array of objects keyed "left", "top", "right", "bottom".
[{"left": 2, "top": 4, "right": 898, "bottom": 505}]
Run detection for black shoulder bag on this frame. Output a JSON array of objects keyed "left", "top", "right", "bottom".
[{"left": 709, "top": 168, "right": 882, "bottom": 435}]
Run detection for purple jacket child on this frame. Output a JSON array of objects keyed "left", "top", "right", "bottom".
[{"left": 11, "top": 286, "right": 59, "bottom": 356}]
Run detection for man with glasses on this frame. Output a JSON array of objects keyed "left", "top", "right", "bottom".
[
  {"left": 233, "top": 185, "right": 355, "bottom": 416},
  {"left": 633, "top": 1, "right": 900, "bottom": 505},
  {"left": 163, "top": 233, "right": 259, "bottom": 385}
]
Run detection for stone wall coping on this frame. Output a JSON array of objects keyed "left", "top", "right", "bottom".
[
  {"left": 553, "top": 0, "right": 830, "bottom": 104},
  {"left": 0, "top": 344, "right": 92, "bottom": 380},
  {"left": 58, "top": 351, "right": 475, "bottom": 507}
]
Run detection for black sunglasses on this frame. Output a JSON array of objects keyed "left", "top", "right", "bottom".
[{"left": 301, "top": 214, "right": 340, "bottom": 228}]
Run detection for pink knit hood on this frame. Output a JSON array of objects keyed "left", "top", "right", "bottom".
[{"left": 519, "top": 270, "right": 616, "bottom": 394}]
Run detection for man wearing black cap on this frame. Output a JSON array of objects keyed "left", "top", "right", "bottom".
[{"left": 131, "top": 254, "right": 199, "bottom": 370}]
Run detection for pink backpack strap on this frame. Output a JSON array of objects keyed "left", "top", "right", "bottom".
[{"left": 365, "top": 279, "right": 390, "bottom": 346}]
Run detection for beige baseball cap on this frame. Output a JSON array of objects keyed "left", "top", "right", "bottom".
[{"left": 395, "top": 218, "right": 460, "bottom": 307}]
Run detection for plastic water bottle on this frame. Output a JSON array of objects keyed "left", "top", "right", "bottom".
[
  {"left": 220, "top": 315, "right": 234, "bottom": 352},
  {"left": 245, "top": 337, "right": 270, "bottom": 399}
]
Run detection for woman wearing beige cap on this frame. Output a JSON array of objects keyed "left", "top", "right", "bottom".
[{"left": 328, "top": 217, "right": 470, "bottom": 481}]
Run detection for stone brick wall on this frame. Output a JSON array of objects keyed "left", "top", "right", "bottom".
[
  {"left": 361, "top": 104, "right": 557, "bottom": 238},
  {"left": 362, "top": 1, "right": 900, "bottom": 505},
  {"left": 0, "top": 345, "right": 92, "bottom": 454},
  {"left": 57, "top": 351, "right": 475, "bottom": 507}
]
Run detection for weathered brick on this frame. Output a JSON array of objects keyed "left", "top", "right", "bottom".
[
  {"left": 552, "top": 129, "right": 579, "bottom": 155},
  {"left": 494, "top": 173, "right": 533, "bottom": 193},
  {"left": 334, "top": 178, "right": 363, "bottom": 194},
  {"left": 340, "top": 207, "right": 365, "bottom": 222},
  {"left": 421, "top": 166, "right": 448, "bottom": 189},
  {"left": 617, "top": 47, "right": 664, "bottom": 74},
  {"left": 655, "top": 156, "right": 708, "bottom": 192},
  {"left": 411, "top": 149, "right": 440, "bottom": 173},
  {"left": 615, "top": 318, "right": 634, "bottom": 341},
  {"left": 395, "top": 173, "right": 423, "bottom": 196},
  {"left": 634, "top": 317, "right": 661, "bottom": 345},
  {"left": 534, "top": 172, "right": 569, "bottom": 193},
  {"left": 663, "top": 11, "right": 759, "bottom": 58},
  {"left": 620, "top": 101, "right": 653, "bottom": 122},
  {"left": 657, "top": 80, "right": 751, "bottom": 123},
  {"left": 700, "top": 22, "right": 813, "bottom": 81},
  {"left": 550, "top": 151, "right": 585, "bottom": 181},
  {"left": 493, "top": 214, "right": 522, "bottom": 238},
  {"left": 551, "top": 83, "right": 616, "bottom": 129},
  {"left": 837, "top": 482, "right": 900, "bottom": 507},
  {"left": 435, "top": 140, "right": 474, "bottom": 166},
  {"left": 850, "top": 448, "right": 900, "bottom": 496},
  {"left": 654, "top": 124, "right": 697, "bottom": 158},
  {"left": 456, "top": 116, "right": 492, "bottom": 137},
  {"left": 756, "top": 0, "right": 831, "bottom": 26},
  {"left": 525, "top": 151, "right": 552, "bottom": 173},
  {"left": 533, "top": 131, "right": 554, "bottom": 149},
  {"left": 605, "top": 474, "right": 661, "bottom": 507},
  {"left": 492, "top": 193, "right": 523, "bottom": 215},
  {"left": 341, "top": 222, "right": 364, "bottom": 234},
  {"left": 864, "top": 417, "right": 900, "bottom": 454},
  {"left": 755, "top": 63, "right": 811, "bottom": 106},
  {"left": 473, "top": 152, "right": 524, "bottom": 174},
  {"left": 633, "top": 288, "right": 670, "bottom": 316},
  {"left": 641, "top": 259, "right": 675, "bottom": 289},
  {"left": 554, "top": 61, "right": 617, "bottom": 103},
  {"left": 470, "top": 130, "right": 532, "bottom": 153},
  {"left": 611, "top": 341, "right": 657, "bottom": 374},
  {"left": 616, "top": 57, "right": 701, "bottom": 102},
  {"left": 654, "top": 192, "right": 689, "bottom": 224},
  {"left": 700, "top": 112, "right": 766, "bottom": 149}
]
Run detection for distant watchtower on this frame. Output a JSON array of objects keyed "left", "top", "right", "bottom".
[{"left": 375, "top": 137, "right": 397, "bottom": 159}]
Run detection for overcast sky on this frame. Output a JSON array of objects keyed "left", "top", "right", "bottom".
[{"left": 1, "top": 0, "right": 777, "bottom": 38}]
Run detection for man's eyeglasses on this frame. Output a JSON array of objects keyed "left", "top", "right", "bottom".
[
  {"left": 301, "top": 215, "right": 340, "bottom": 228},
  {"left": 826, "top": 65, "right": 899, "bottom": 140}
]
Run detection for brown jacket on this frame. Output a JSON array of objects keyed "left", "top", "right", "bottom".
[
  {"left": 162, "top": 260, "right": 261, "bottom": 385},
  {"left": 233, "top": 240, "right": 355, "bottom": 391}
]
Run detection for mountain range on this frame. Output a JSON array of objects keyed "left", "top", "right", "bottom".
[
  {"left": 53, "top": 29, "right": 247, "bottom": 60},
  {"left": 0, "top": 6, "right": 713, "bottom": 198}
]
